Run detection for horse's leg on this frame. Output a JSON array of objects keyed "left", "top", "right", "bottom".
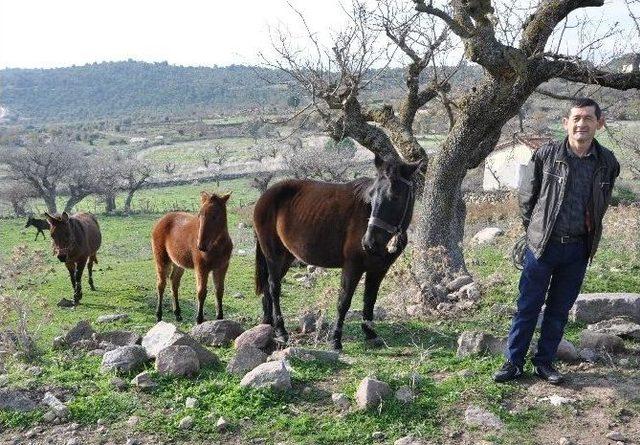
[
  {"left": 332, "top": 264, "right": 364, "bottom": 351},
  {"left": 194, "top": 265, "right": 209, "bottom": 324},
  {"left": 361, "top": 270, "right": 387, "bottom": 348},
  {"left": 34, "top": 231, "right": 39, "bottom": 241},
  {"left": 39, "top": 229, "right": 44, "bottom": 240},
  {"left": 154, "top": 254, "right": 171, "bottom": 322},
  {"left": 170, "top": 265, "right": 185, "bottom": 322},
  {"left": 65, "top": 262, "right": 76, "bottom": 298},
  {"left": 87, "top": 255, "right": 97, "bottom": 291},
  {"left": 212, "top": 262, "right": 229, "bottom": 320},
  {"left": 73, "top": 257, "right": 88, "bottom": 305},
  {"left": 266, "top": 257, "right": 288, "bottom": 344}
]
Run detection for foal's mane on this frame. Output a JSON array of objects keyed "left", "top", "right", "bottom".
[{"left": 350, "top": 177, "right": 375, "bottom": 203}]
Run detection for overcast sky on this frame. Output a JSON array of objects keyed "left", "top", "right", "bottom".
[{"left": 0, "top": 0, "right": 636, "bottom": 69}]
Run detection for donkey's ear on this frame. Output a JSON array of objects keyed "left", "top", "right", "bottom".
[
  {"left": 43, "top": 212, "right": 55, "bottom": 223},
  {"left": 61, "top": 212, "right": 69, "bottom": 222},
  {"left": 402, "top": 158, "right": 427, "bottom": 178},
  {"left": 374, "top": 153, "right": 384, "bottom": 170},
  {"left": 220, "top": 192, "right": 232, "bottom": 203},
  {"left": 200, "top": 191, "right": 211, "bottom": 203}
]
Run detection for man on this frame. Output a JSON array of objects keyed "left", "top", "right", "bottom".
[{"left": 494, "top": 98, "right": 620, "bottom": 384}]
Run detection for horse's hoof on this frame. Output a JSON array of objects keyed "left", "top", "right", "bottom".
[
  {"left": 274, "top": 334, "right": 289, "bottom": 346},
  {"left": 89, "top": 285, "right": 96, "bottom": 291},
  {"left": 57, "top": 298, "right": 75, "bottom": 308},
  {"left": 364, "top": 337, "right": 385, "bottom": 348},
  {"left": 156, "top": 315, "right": 163, "bottom": 322},
  {"left": 331, "top": 340, "right": 343, "bottom": 351}
]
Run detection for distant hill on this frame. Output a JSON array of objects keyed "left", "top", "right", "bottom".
[{"left": 0, "top": 61, "right": 295, "bottom": 123}]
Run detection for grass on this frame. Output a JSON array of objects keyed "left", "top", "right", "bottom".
[{"left": 0, "top": 183, "right": 639, "bottom": 444}]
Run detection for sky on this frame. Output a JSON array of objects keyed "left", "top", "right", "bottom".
[{"left": 0, "top": 0, "right": 636, "bottom": 70}]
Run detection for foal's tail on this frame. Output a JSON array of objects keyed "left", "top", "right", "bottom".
[{"left": 254, "top": 233, "right": 268, "bottom": 296}]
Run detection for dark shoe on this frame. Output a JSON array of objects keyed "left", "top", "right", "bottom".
[
  {"left": 533, "top": 363, "right": 564, "bottom": 384},
  {"left": 493, "top": 361, "right": 523, "bottom": 383}
]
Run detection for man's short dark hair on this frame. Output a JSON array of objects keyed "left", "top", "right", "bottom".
[{"left": 567, "top": 98, "right": 602, "bottom": 119}]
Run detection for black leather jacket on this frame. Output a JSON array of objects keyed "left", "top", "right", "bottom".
[{"left": 518, "top": 137, "right": 620, "bottom": 260}]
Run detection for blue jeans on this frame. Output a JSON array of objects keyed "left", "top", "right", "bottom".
[{"left": 505, "top": 239, "right": 588, "bottom": 367}]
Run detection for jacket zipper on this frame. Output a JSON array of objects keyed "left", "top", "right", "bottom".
[{"left": 538, "top": 159, "right": 568, "bottom": 255}]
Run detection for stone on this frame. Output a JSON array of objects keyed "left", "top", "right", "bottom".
[
  {"left": 178, "top": 415, "right": 194, "bottom": 429},
  {"left": 588, "top": 317, "right": 640, "bottom": 340},
  {"left": 372, "top": 431, "right": 385, "bottom": 440},
  {"left": 43, "top": 392, "right": 70, "bottom": 419},
  {"left": 63, "top": 320, "right": 95, "bottom": 346},
  {"left": 52, "top": 336, "right": 66, "bottom": 350},
  {"left": 457, "top": 282, "right": 481, "bottom": 301},
  {"left": 395, "top": 386, "right": 414, "bottom": 404},
  {"left": 394, "top": 436, "right": 432, "bottom": 445},
  {"left": 226, "top": 345, "right": 268, "bottom": 376},
  {"left": 142, "top": 321, "right": 219, "bottom": 367},
  {"left": 571, "top": 293, "right": 640, "bottom": 324},
  {"left": 579, "top": 331, "right": 625, "bottom": 353},
  {"left": 530, "top": 338, "right": 578, "bottom": 362},
  {"left": 88, "top": 349, "right": 105, "bottom": 357},
  {"left": 464, "top": 405, "right": 504, "bottom": 430},
  {"left": 131, "top": 371, "right": 157, "bottom": 390},
  {"left": 126, "top": 438, "right": 140, "bottom": 445},
  {"left": 57, "top": 298, "right": 75, "bottom": 308},
  {"left": 456, "top": 331, "right": 505, "bottom": 357},
  {"left": 110, "top": 377, "right": 128, "bottom": 391},
  {"left": 234, "top": 324, "right": 276, "bottom": 354},
  {"left": 331, "top": 393, "right": 350, "bottom": 411},
  {"left": 127, "top": 416, "right": 140, "bottom": 427},
  {"left": 92, "top": 331, "right": 141, "bottom": 346},
  {"left": 355, "top": 377, "right": 392, "bottom": 409},
  {"left": 185, "top": 397, "right": 198, "bottom": 408},
  {"left": 43, "top": 410, "right": 57, "bottom": 423},
  {"left": 240, "top": 360, "right": 292, "bottom": 391},
  {"left": 155, "top": 345, "right": 200, "bottom": 377},
  {"left": 606, "top": 431, "right": 626, "bottom": 441},
  {"left": 100, "top": 345, "right": 149, "bottom": 374},
  {"left": 538, "top": 394, "right": 575, "bottom": 406},
  {"left": 0, "top": 388, "right": 37, "bottom": 411},
  {"left": 216, "top": 416, "right": 229, "bottom": 432},
  {"left": 446, "top": 275, "right": 474, "bottom": 292},
  {"left": 471, "top": 227, "right": 504, "bottom": 244},
  {"left": 190, "top": 320, "right": 244, "bottom": 346},
  {"left": 345, "top": 307, "right": 387, "bottom": 321},
  {"left": 269, "top": 347, "right": 339, "bottom": 363},
  {"left": 578, "top": 348, "right": 598, "bottom": 362},
  {"left": 70, "top": 339, "right": 100, "bottom": 351},
  {"left": 558, "top": 438, "right": 576, "bottom": 445},
  {"left": 96, "top": 314, "right": 130, "bottom": 324},
  {"left": 299, "top": 311, "right": 321, "bottom": 334}
]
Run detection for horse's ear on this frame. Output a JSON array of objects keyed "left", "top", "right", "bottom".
[
  {"left": 200, "top": 191, "right": 211, "bottom": 204},
  {"left": 61, "top": 212, "right": 69, "bottom": 222},
  {"left": 402, "top": 158, "right": 427, "bottom": 178},
  {"left": 220, "top": 192, "right": 232, "bottom": 203},
  {"left": 374, "top": 153, "right": 385, "bottom": 170},
  {"left": 43, "top": 212, "right": 55, "bottom": 224}
]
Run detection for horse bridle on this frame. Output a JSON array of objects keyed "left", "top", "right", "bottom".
[{"left": 367, "top": 176, "right": 414, "bottom": 236}]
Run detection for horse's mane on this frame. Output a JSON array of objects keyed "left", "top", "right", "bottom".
[{"left": 350, "top": 177, "right": 374, "bottom": 203}]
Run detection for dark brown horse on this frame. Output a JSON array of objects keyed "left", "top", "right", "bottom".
[
  {"left": 25, "top": 217, "right": 49, "bottom": 240},
  {"left": 151, "top": 192, "right": 233, "bottom": 324},
  {"left": 44, "top": 212, "right": 102, "bottom": 305},
  {"left": 254, "top": 155, "right": 422, "bottom": 350}
]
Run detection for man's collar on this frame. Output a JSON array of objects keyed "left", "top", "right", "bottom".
[{"left": 563, "top": 137, "right": 599, "bottom": 160}]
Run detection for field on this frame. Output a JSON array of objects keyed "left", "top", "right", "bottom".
[{"left": 1, "top": 178, "right": 639, "bottom": 445}]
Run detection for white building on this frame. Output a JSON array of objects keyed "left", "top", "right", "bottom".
[{"left": 483, "top": 135, "right": 550, "bottom": 191}]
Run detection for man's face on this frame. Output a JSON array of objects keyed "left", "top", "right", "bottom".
[{"left": 563, "top": 105, "right": 604, "bottom": 145}]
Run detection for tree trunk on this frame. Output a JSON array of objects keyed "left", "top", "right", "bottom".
[
  {"left": 123, "top": 190, "right": 136, "bottom": 213},
  {"left": 43, "top": 193, "right": 57, "bottom": 214},
  {"left": 105, "top": 194, "right": 116, "bottom": 213},
  {"left": 63, "top": 194, "right": 88, "bottom": 214}
]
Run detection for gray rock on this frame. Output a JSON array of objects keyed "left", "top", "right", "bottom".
[
  {"left": 331, "top": 393, "right": 350, "bottom": 411},
  {"left": 87, "top": 349, "right": 105, "bottom": 357},
  {"left": 43, "top": 410, "right": 57, "bottom": 423},
  {"left": 456, "top": 331, "right": 505, "bottom": 357},
  {"left": 142, "top": 321, "right": 218, "bottom": 367},
  {"left": 226, "top": 345, "right": 268, "bottom": 376},
  {"left": 0, "top": 388, "right": 37, "bottom": 411},
  {"left": 70, "top": 339, "right": 100, "bottom": 351},
  {"left": 52, "top": 336, "right": 66, "bottom": 350},
  {"left": 578, "top": 348, "right": 598, "bottom": 362},
  {"left": 178, "top": 415, "right": 193, "bottom": 429},
  {"left": 216, "top": 416, "right": 229, "bottom": 432},
  {"left": 155, "top": 345, "right": 200, "bottom": 377},
  {"left": 558, "top": 438, "right": 576, "bottom": 445},
  {"left": 185, "top": 397, "right": 198, "bottom": 408},
  {"left": 471, "top": 227, "right": 504, "bottom": 244},
  {"left": 395, "top": 386, "right": 414, "bottom": 404},
  {"left": 240, "top": 360, "right": 292, "bottom": 391},
  {"left": 110, "top": 377, "right": 128, "bottom": 391},
  {"left": 96, "top": 314, "right": 130, "bottom": 324},
  {"left": 131, "top": 371, "right": 157, "bottom": 390},
  {"left": 190, "top": 320, "right": 244, "bottom": 346},
  {"left": 355, "top": 377, "right": 392, "bottom": 409},
  {"left": 446, "top": 275, "right": 474, "bottom": 292},
  {"left": 588, "top": 317, "right": 640, "bottom": 340},
  {"left": 571, "top": 293, "right": 640, "bottom": 324},
  {"left": 579, "top": 331, "right": 625, "bottom": 353},
  {"left": 269, "top": 347, "right": 339, "bottom": 363},
  {"left": 394, "top": 436, "right": 433, "bottom": 445},
  {"left": 456, "top": 282, "right": 481, "bottom": 301},
  {"left": 234, "top": 324, "right": 276, "bottom": 354},
  {"left": 372, "top": 431, "right": 385, "bottom": 440},
  {"left": 605, "top": 431, "right": 625, "bottom": 441},
  {"left": 530, "top": 338, "right": 578, "bottom": 362},
  {"left": 299, "top": 311, "right": 320, "bottom": 334},
  {"left": 92, "top": 331, "right": 141, "bottom": 346},
  {"left": 126, "top": 438, "right": 140, "bottom": 445},
  {"left": 100, "top": 345, "right": 149, "bottom": 374},
  {"left": 63, "top": 320, "right": 95, "bottom": 346},
  {"left": 464, "top": 405, "right": 504, "bottom": 430},
  {"left": 43, "top": 391, "right": 70, "bottom": 419},
  {"left": 345, "top": 307, "right": 387, "bottom": 321}
]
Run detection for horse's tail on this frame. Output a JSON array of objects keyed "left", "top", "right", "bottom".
[
  {"left": 90, "top": 253, "right": 98, "bottom": 265},
  {"left": 254, "top": 232, "right": 268, "bottom": 296}
]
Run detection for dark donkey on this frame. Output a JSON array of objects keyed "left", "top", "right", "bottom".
[
  {"left": 254, "top": 155, "right": 423, "bottom": 350},
  {"left": 151, "top": 192, "right": 233, "bottom": 324},
  {"left": 44, "top": 212, "right": 102, "bottom": 305},
  {"left": 25, "top": 217, "right": 49, "bottom": 240}
]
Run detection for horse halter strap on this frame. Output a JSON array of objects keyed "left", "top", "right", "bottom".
[{"left": 368, "top": 176, "right": 414, "bottom": 235}]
